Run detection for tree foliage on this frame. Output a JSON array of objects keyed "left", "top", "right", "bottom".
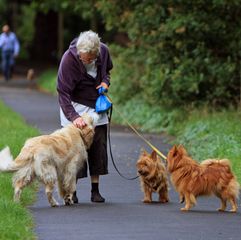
[
  {"left": 31, "top": 0, "right": 98, "bottom": 21},
  {"left": 2, "top": 0, "right": 240, "bottom": 108},
  {"left": 97, "top": 0, "right": 241, "bottom": 108}
]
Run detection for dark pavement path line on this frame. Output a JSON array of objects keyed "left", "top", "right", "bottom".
[{"left": 0, "top": 80, "right": 241, "bottom": 240}]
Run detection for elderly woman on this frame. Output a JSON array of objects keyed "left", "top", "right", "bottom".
[{"left": 57, "top": 30, "right": 113, "bottom": 203}]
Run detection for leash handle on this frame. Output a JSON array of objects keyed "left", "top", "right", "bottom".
[{"left": 105, "top": 93, "right": 167, "bottom": 161}]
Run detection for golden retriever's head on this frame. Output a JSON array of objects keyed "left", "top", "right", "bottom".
[
  {"left": 136, "top": 150, "right": 159, "bottom": 177},
  {"left": 167, "top": 145, "right": 187, "bottom": 172},
  {"left": 81, "top": 112, "right": 99, "bottom": 129},
  {"left": 78, "top": 113, "right": 98, "bottom": 149}
]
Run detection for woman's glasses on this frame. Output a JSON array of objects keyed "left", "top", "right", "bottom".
[{"left": 79, "top": 52, "right": 97, "bottom": 64}]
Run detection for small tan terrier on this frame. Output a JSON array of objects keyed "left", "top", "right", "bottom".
[{"left": 136, "top": 150, "right": 169, "bottom": 203}]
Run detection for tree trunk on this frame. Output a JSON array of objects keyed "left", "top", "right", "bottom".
[
  {"left": 11, "top": 1, "right": 18, "bottom": 31},
  {"left": 57, "top": 12, "right": 64, "bottom": 61}
]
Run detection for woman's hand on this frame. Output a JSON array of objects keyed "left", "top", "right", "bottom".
[
  {"left": 73, "top": 117, "right": 86, "bottom": 129},
  {"left": 96, "top": 82, "right": 109, "bottom": 90}
]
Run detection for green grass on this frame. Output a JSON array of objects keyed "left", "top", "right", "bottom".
[
  {"left": 109, "top": 94, "right": 185, "bottom": 133},
  {"left": 172, "top": 109, "right": 241, "bottom": 182},
  {"left": 37, "top": 68, "right": 58, "bottom": 95},
  {"left": 0, "top": 100, "right": 39, "bottom": 240}
]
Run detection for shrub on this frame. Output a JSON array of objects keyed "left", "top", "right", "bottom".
[{"left": 99, "top": 0, "right": 241, "bottom": 108}]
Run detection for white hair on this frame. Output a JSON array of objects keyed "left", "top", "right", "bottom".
[{"left": 76, "top": 30, "right": 100, "bottom": 55}]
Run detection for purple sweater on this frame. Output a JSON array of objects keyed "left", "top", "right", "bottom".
[{"left": 57, "top": 38, "right": 113, "bottom": 122}]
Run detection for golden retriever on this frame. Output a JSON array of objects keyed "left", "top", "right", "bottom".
[{"left": 0, "top": 113, "right": 96, "bottom": 207}]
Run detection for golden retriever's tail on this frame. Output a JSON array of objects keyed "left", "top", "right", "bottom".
[{"left": 0, "top": 146, "right": 22, "bottom": 172}]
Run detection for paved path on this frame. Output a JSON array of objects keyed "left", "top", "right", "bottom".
[{"left": 0, "top": 79, "right": 241, "bottom": 240}]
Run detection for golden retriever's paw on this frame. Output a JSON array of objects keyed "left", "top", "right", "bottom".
[
  {"left": 143, "top": 198, "right": 152, "bottom": 203},
  {"left": 229, "top": 209, "right": 237, "bottom": 213},
  {"left": 51, "top": 201, "right": 59, "bottom": 207},
  {"left": 64, "top": 195, "right": 74, "bottom": 206},
  {"left": 180, "top": 207, "right": 189, "bottom": 211}
]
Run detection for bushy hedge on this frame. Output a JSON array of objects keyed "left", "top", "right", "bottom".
[
  {"left": 29, "top": 0, "right": 241, "bottom": 108},
  {"left": 98, "top": 0, "right": 241, "bottom": 108}
]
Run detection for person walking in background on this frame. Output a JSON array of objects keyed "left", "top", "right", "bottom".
[
  {"left": 57, "top": 30, "right": 113, "bottom": 203},
  {"left": 0, "top": 24, "right": 20, "bottom": 81}
]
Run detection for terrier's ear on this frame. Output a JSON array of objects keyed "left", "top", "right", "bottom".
[
  {"left": 151, "top": 150, "right": 157, "bottom": 161},
  {"left": 171, "top": 145, "right": 178, "bottom": 157},
  {"left": 173, "top": 145, "right": 178, "bottom": 151},
  {"left": 178, "top": 144, "right": 187, "bottom": 155},
  {"left": 141, "top": 148, "right": 148, "bottom": 156}
]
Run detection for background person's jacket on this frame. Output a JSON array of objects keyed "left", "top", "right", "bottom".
[{"left": 0, "top": 32, "right": 20, "bottom": 55}]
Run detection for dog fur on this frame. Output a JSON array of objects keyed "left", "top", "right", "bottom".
[
  {"left": 136, "top": 150, "right": 169, "bottom": 203},
  {"left": 167, "top": 145, "right": 240, "bottom": 212},
  {"left": 0, "top": 113, "right": 96, "bottom": 207}
]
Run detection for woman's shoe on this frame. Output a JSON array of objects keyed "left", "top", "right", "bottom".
[
  {"left": 72, "top": 191, "right": 79, "bottom": 204},
  {"left": 91, "top": 191, "right": 105, "bottom": 202}
]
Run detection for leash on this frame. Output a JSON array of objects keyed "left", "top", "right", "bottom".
[
  {"left": 105, "top": 93, "right": 167, "bottom": 161},
  {"left": 107, "top": 106, "right": 139, "bottom": 180},
  {"left": 105, "top": 93, "right": 167, "bottom": 181}
]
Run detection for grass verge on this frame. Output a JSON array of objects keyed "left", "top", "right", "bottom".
[
  {"left": 37, "top": 68, "right": 58, "bottom": 95},
  {"left": 172, "top": 109, "right": 241, "bottom": 182},
  {"left": 0, "top": 100, "right": 39, "bottom": 240}
]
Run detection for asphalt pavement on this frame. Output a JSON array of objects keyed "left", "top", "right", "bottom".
[{"left": 0, "top": 78, "right": 240, "bottom": 240}]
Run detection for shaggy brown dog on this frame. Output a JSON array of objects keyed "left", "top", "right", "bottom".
[
  {"left": 136, "top": 150, "right": 169, "bottom": 203},
  {"left": 167, "top": 145, "right": 239, "bottom": 212},
  {"left": 0, "top": 113, "right": 96, "bottom": 207}
]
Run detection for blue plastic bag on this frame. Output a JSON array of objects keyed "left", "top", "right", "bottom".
[
  {"left": 98, "top": 86, "right": 108, "bottom": 95},
  {"left": 95, "top": 87, "right": 112, "bottom": 113}
]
